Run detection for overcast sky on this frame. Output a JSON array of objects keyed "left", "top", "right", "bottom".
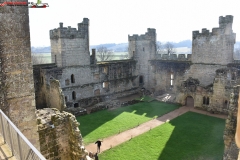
[{"left": 29, "top": 0, "right": 240, "bottom": 47}]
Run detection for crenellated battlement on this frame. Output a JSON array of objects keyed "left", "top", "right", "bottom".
[
  {"left": 50, "top": 18, "right": 89, "bottom": 39},
  {"left": 193, "top": 15, "right": 233, "bottom": 39},
  {"left": 128, "top": 28, "right": 156, "bottom": 41},
  {"left": 219, "top": 15, "right": 233, "bottom": 28},
  {"left": 156, "top": 54, "right": 191, "bottom": 61}
]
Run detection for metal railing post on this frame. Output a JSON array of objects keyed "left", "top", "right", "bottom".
[
  {"left": 17, "top": 133, "right": 23, "bottom": 160},
  {"left": 0, "top": 113, "right": 6, "bottom": 143},
  {"left": 7, "top": 121, "right": 14, "bottom": 156}
]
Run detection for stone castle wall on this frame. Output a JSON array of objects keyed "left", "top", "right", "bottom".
[
  {"left": 192, "top": 15, "right": 236, "bottom": 65},
  {"left": 50, "top": 18, "right": 90, "bottom": 67},
  {"left": 36, "top": 108, "right": 89, "bottom": 160},
  {"left": 223, "top": 86, "right": 239, "bottom": 160},
  {"left": 0, "top": 4, "right": 39, "bottom": 148},
  {"left": 128, "top": 28, "right": 157, "bottom": 89}
]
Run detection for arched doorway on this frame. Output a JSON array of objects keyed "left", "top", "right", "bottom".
[{"left": 185, "top": 96, "right": 194, "bottom": 107}]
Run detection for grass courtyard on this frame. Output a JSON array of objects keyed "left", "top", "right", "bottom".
[
  {"left": 77, "top": 100, "right": 179, "bottom": 144},
  {"left": 99, "top": 112, "right": 225, "bottom": 160}
]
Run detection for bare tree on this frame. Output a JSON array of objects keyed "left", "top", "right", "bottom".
[
  {"left": 31, "top": 54, "right": 47, "bottom": 64},
  {"left": 97, "top": 46, "right": 113, "bottom": 61},
  {"left": 156, "top": 42, "right": 164, "bottom": 54},
  {"left": 234, "top": 47, "right": 240, "bottom": 60},
  {"left": 164, "top": 42, "right": 176, "bottom": 55},
  {"left": 122, "top": 47, "right": 129, "bottom": 59}
]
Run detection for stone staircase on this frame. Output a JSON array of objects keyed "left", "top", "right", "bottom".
[
  {"left": 0, "top": 135, "right": 16, "bottom": 160},
  {"left": 155, "top": 93, "right": 177, "bottom": 103}
]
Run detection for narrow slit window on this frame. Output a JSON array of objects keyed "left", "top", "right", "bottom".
[
  {"left": 206, "top": 97, "right": 209, "bottom": 105},
  {"left": 203, "top": 97, "right": 206, "bottom": 105},
  {"left": 170, "top": 73, "right": 174, "bottom": 86},
  {"left": 71, "top": 74, "right": 75, "bottom": 83},
  {"left": 72, "top": 91, "right": 76, "bottom": 100},
  {"left": 0, "top": 58, "right": 2, "bottom": 72}
]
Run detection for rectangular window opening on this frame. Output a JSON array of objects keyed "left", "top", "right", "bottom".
[{"left": 170, "top": 73, "right": 174, "bottom": 86}]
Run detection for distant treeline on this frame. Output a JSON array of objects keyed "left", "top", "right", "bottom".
[{"left": 31, "top": 40, "right": 240, "bottom": 53}]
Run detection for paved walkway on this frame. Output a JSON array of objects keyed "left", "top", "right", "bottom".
[
  {"left": 0, "top": 136, "right": 16, "bottom": 160},
  {"left": 85, "top": 106, "right": 227, "bottom": 153}
]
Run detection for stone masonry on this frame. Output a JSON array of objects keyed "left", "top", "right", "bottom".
[
  {"left": 36, "top": 108, "right": 90, "bottom": 160},
  {"left": 31, "top": 15, "right": 240, "bottom": 159},
  {"left": 0, "top": 2, "right": 39, "bottom": 149}
]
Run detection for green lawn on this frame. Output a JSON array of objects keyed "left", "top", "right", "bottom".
[
  {"left": 77, "top": 100, "right": 179, "bottom": 144},
  {"left": 135, "top": 95, "right": 155, "bottom": 102},
  {"left": 99, "top": 112, "right": 225, "bottom": 160}
]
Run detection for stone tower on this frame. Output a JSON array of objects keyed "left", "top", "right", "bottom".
[
  {"left": 128, "top": 28, "right": 156, "bottom": 88},
  {"left": 50, "top": 18, "right": 90, "bottom": 67},
  {"left": 0, "top": 2, "right": 39, "bottom": 148},
  {"left": 192, "top": 15, "right": 236, "bottom": 65}
]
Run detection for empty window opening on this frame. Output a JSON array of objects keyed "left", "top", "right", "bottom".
[
  {"left": 65, "top": 79, "right": 70, "bottom": 86},
  {"left": 232, "top": 73, "right": 236, "bottom": 80},
  {"left": 170, "top": 73, "right": 174, "bottom": 86},
  {"left": 143, "top": 47, "right": 145, "bottom": 51},
  {"left": 71, "top": 74, "right": 75, "bottom": 83},
  {"left": 206, "top": 97, "right": 210, "bottom": 105},
  {"left": 65, "top": 96, "right": 68, "bottom": 102},
  {"left": 203, "top": 96, "right": 209, "bottom": 105},
  {"left": 72, "top": 91, "right": 76, "bottom": 100},
  {"left": 203, "top": 97, "right": 206, "bottom": 105},
  {"left": 103, "top": 66, "right": 108, "bottom": 74},
  {"left": 139, "top": 75, "right": 144, "bottom": 84},
  {"left": 41, "top": 76, "right": 44, "bottom": 84},
  {"left": 74, "top": 103, "right": 79, "bottom": 108},
  {"left": 94, "top": 89, "right": 100, "bottom": 96},
  {"left": 103, "top": 82, "right": 109, "bottom": 89},
  {"left": 0, "top": 58, "right": 2, "bottom": 72},
  {"left": 224, "top": 100, "right": 228, "bottom": 108}
]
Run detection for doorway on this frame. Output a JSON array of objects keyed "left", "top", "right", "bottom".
[{"left": 185, "top": 96, "right": 194, "bottom": 107}]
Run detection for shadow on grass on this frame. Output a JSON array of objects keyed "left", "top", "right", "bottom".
[
  {"left": 158, "top": 112, "right": 225, "bottom": 160},
  {"left": 76, "top": 100, "right": 179, "bottom": 144}
]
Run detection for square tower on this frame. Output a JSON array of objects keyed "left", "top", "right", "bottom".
[
  {"left": 192, "top": 15, "right": 236, "bottom": 65},
  {"left": 50, "top": 18, "right": 90, "bottom": 67}
]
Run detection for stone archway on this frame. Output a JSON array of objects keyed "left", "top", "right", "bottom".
[{"left": 185, "top": 96, "right": 194, "bottom": 107}]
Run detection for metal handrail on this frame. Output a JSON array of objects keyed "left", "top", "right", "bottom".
[{"left": 0, "top": 109, "right": 46, "bottom": 160}]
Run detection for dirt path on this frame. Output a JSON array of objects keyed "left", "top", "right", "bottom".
[{"left": 85, "top": 106, "right": 227, "bottom": 154}]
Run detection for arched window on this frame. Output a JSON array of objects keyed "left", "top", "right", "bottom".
[
  {"left": 71, "top": 74, "right": 75, "bottom": 83},
  {"left": 206, "top": 97, "right": 209, "bottom": 105},
  {"left": 203, "top": 97, "right": 206, "bottom": 105},
  {"left": 72, "top": 91, "right": 76, "bottom": 100}
]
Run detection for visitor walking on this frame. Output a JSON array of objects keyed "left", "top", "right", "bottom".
[{"left": 95, "top": 140, "right": 102, "bottom": 153}]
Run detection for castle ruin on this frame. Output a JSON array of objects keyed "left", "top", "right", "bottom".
[{"left": 0, "top": 4, "right": 240, "bottom": 159}]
